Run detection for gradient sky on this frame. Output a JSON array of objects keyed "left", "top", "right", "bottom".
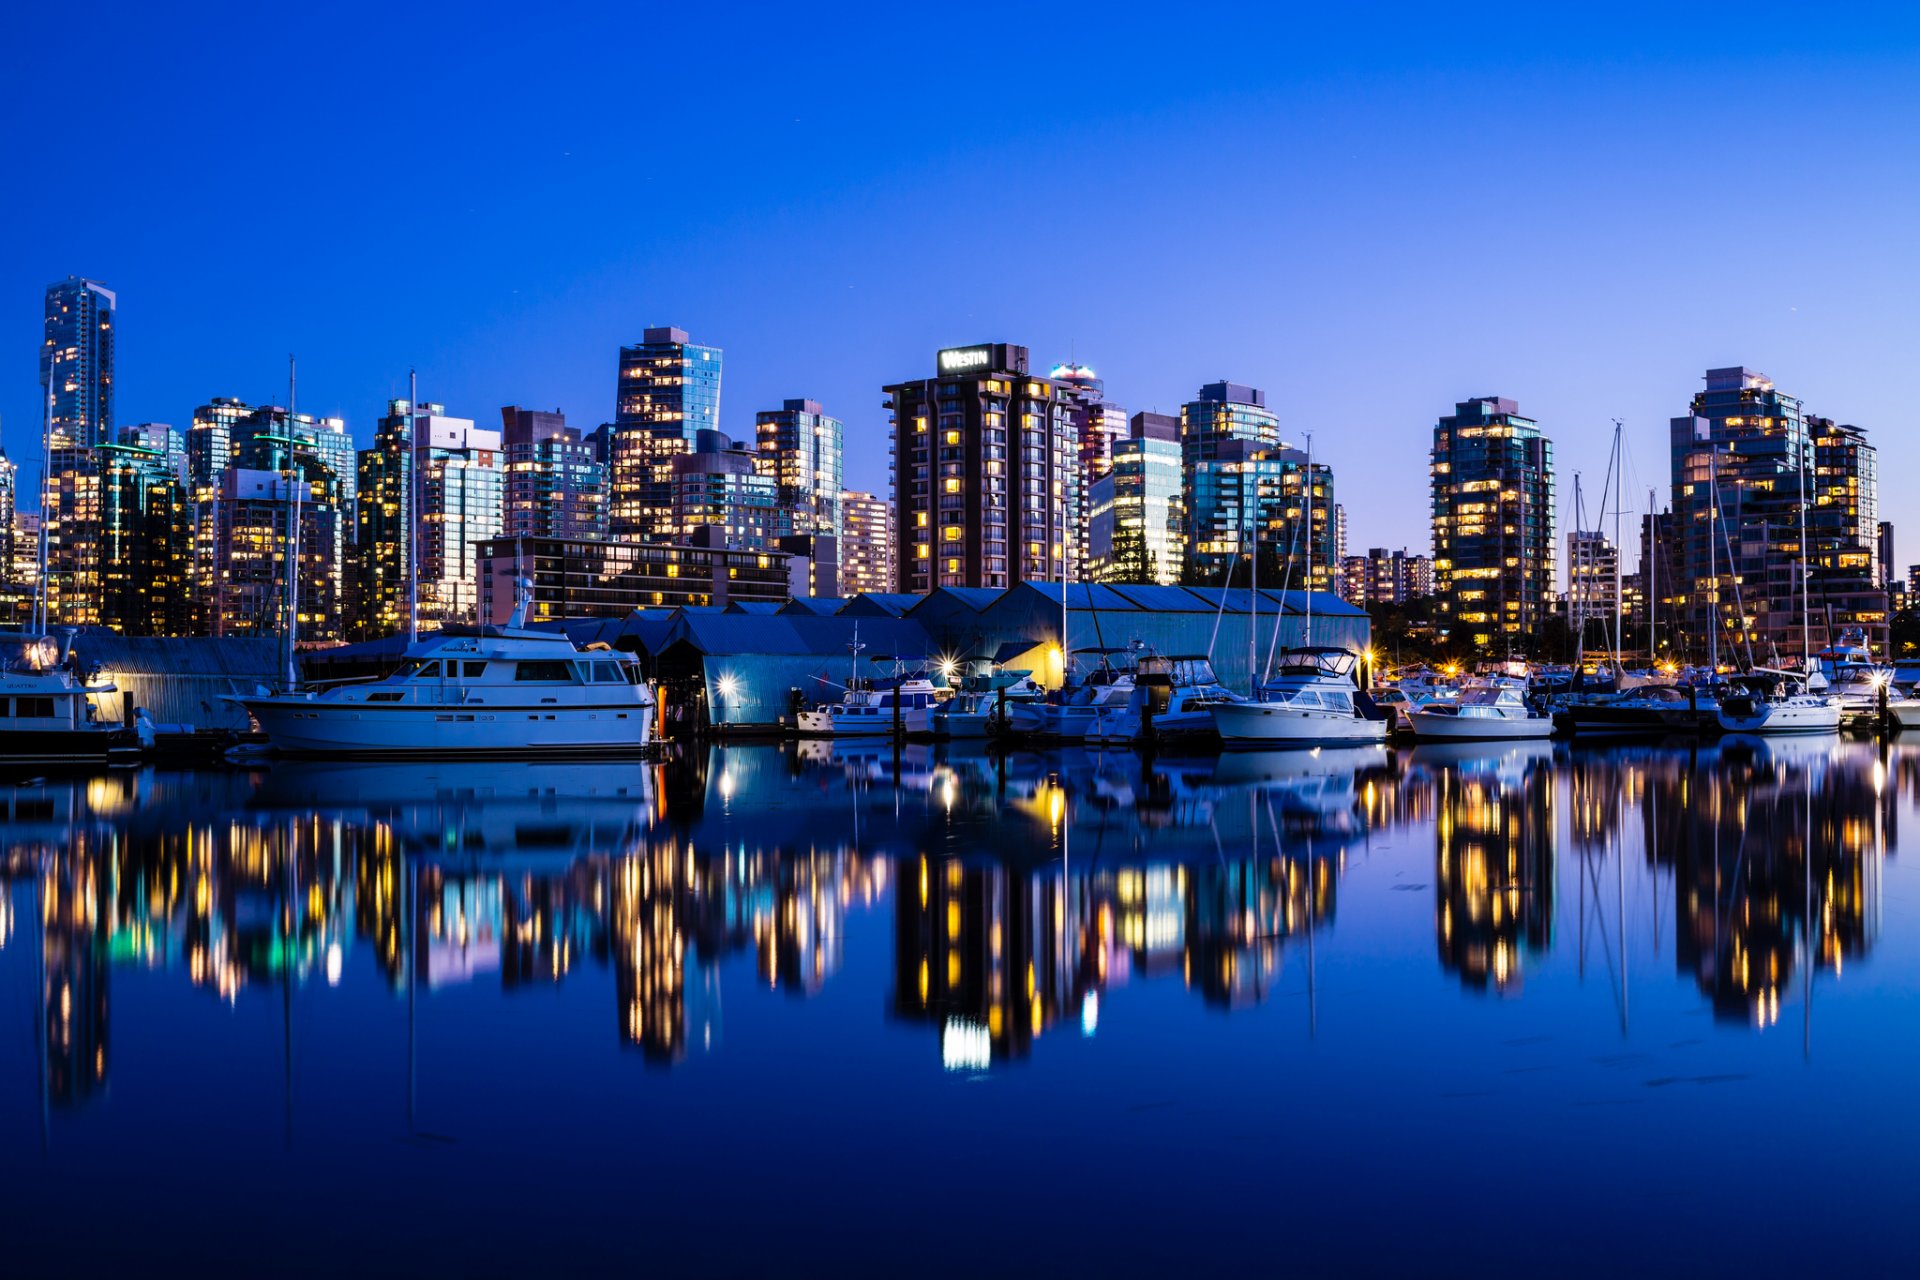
[{"left": 4, "top": 2, "right": 1917, "bottom": 575}]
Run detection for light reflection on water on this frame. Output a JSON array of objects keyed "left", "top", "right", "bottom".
[{"left": 0, "top": 737, "right": 1915, "bottom": 1272}]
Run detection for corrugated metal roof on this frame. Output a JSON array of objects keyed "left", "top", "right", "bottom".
[
  {"left": 1103, "top": 584, "right": 1212, "bottom": 612},
  {"left": 726, "top": 601, "right": 786, "bottom": 615},
  {"left": 779, "top": 596, "right": 847, "bottom": 616},
  {"left": 840, "top": 593, "right": 920, "bottom": 617}
]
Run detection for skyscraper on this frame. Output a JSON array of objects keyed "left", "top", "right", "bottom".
[
  {"left": 415, "top": 406, "right": 502, "bottom": 626},
  {"left": 501, "top": 406, "right": 607, "bottom": 541},
  {"left": 840, "top": 490, "right": 894, "bottom": 597},
  {"left": 1565, "top": 529, "right": 1620, "bottom": 645},
  {"left": 886, "top": 344, "right": 1079, "bottom": 593},
  {"left": 205, "top": 454, "right": 348, "bottom": 641},
  {"left": 96, "top": 440, "right": 190, "bottom": 635},
  {"left": 0, "top": 448, "right": 15, "bottom": 621},
  {"left": 41, "top": 277, "right": 115, "bottom": 451},
  {"left": 1430, "top": 396, "right": 1555, "bottom": 648},
  {"left": 1668, "top": 368, "right": 1886, "bottom": 660},
  {"left": 608, "top": 327, "right": 722, "bottom": 539},
  {"left": 350, "top": 402, "right": 414, "bottom": 640},
  {"left": 1087, "top": 411, "right": 1183, "bottom": 585},
  {"left": 753, "top": 398, "right": 843, "bottom": 540}
]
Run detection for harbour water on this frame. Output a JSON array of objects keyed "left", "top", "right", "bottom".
[{"left": 2, "top": 738, "right": 1917, "bottom": 1273}]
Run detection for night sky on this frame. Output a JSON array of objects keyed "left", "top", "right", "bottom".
[{"left": 4, "top": 1, "right": 1916, "bottom": 565}]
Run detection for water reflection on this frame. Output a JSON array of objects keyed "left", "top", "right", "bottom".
[{"left": 0, "top": 735, "right": 1906, "bottom": 1117}]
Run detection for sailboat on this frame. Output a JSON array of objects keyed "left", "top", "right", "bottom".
[{"left": 1207, "top": 436, "right": 1387, "bottom": 748}]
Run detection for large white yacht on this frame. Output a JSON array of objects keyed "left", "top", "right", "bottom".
[
  {"left": 227, "top": 596, "right": 656, "bottom": 757},
  {"left": 1208, "top": 648, "right": 1389, "bottom": 748},
  {"left": 0, "top": 631, "right": 141, "bottom": 763}
]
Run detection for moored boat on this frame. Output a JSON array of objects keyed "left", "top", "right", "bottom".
[{"left": 1207, "top": 647, "right": 1389, "bottom": 748}]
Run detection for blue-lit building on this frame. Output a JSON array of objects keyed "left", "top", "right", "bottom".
[
  {"left": 753, "top": 398, "right": 843, "bottom": 540},
  {"left": 1430, "top": 396, "right": 1555, "bottom": 647},
  {"left": 41, "top": 276, "right": 115, "bottom": 451},
  {"left": 609, "top": 326, "right": 723, "bottom": 539},
  {"left": 1089, "top": 411, "right": 1183, "bottom": 584}
]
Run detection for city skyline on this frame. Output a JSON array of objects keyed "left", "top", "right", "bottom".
[{"left": 4, "top": 6, "right": 1916, "bottom": 564}]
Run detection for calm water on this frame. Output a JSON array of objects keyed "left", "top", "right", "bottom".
[{"left": 2, "top": 738, "right": 1917, "bottom": 1275}]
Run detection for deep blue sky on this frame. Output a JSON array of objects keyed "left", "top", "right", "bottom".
[{"left": 4, "top": 2, "right": 1917, "bottom": 570}]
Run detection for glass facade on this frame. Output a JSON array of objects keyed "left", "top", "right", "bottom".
[
  {"left": 1185, "top": 439, "right": 1335, "bottom": 587},
  {"left": 350, "top": 403, "right": 413, "bottom": 640},
  {"left": 1088, "top": 413, "right": 1183, "bottom": 585},
  {"left": 475, "top": 535, "right": 792, "bottom": 621},
  {"left": 1430, "top": 396, "right": 1555, "bottom": 648},
  {"left": 671, "top": 432, "right": 781, "bottom": 551},
  {"left": 609, "top": 327, "right": 722, "bottom": 539},
  {"left": 502, "top": 407, "right": 607, "bottom": 541},
  {"left": 96, "top": 442, "right": 190, "bottom": 635},
  {"left": 1667, "top": 368, "right": 1886, "bottom": 660},
  {"left": 41, "top": 277, "right": 115, "bottom": 451}
]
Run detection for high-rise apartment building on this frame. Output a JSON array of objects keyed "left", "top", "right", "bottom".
[
  {"left": 672, "top": 430, "right": 781, "bottom": 551},
  {"left": 415, "top": 407, "right": 502, "bottom": 626},
  {"left": 1088, "top": 411, "right": 1183, "bottom": 584},
  {"left": 119, "top": 423, "right": 186, "bottom": 482},
  {"left": 840, "top": 490, "right": 894, "bottom": 597},
  {"left": 41, "top": 277, "right": 115, "bottom": 451},
  {"left": 205, "top": 454, "right": 348, "bottom": 641},
  {"left": 0, "top": 448, "right": 15, "bottom": 619},
  {"left": 885, "top": 344, "right": 1078, "bottom": 593},
  {"left": 1430, "top": 396, "right": 1555, "bottom": 647},
  {"left": 502, "top": 406, "right": 607, "bottom": 540},
  {"left": 753, "top": 398, "right": 843, "bottom": 540},
  {"left": 1184, "top": 438, "right": 1335, "bottom": 588},
  {"left": 1342, "top": 546, "right": 1432, "bottom": 606},
  {"left": 351, "top": 404, "right": 413, "bottom": 640},
  {"left": 96, "top": 440, "right": 190, "bottom": 635},
  {"left": 1878, "top": 522, "right": 1895, "bottom": 589},
  {"left": 608, "top": 327, "right": 722, "bottom": 539},
  {"left": 1668, "top": 368, "right": 1886, "bottom": 660}
]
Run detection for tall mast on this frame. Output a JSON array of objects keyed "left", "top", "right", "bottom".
[
  {"left": 285, "top": 356, "right": 301, "bottom": 691},
  {"left": 407, "top": 369, "right": 420, "bottom": 644},
  {"left": 1647, "top": 486, "right": 1657, "bottom": 666},
  {"left": 1611, "top": 419, "right": 1624, "bottom": 678},
  {"left": 1799, "top": 422, "right": 1812, "bottom": 670},
  {"left": 35, "top": 373, "right": 52, "bottom": 633},
  {"left": 1707, "top": 447, "right": 1718, "bottom": 674},
  {"left": 1246, "top": 469, "right": 1257, "bottom": 696},
  {"left": 1303, "top": 433, "right": 1314, "bottom": 648},
  {"left": 1573, "top": 473, "right": 1586, "bottom": 671}
]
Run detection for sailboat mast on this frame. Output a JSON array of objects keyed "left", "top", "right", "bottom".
[
  {"left": 1304, "top": 432, "right": 1314, "bottom": 649},
  {"left": 285, "top": 355, "right": 301, "bottom": 691},
  {"left": 407, "top": 369, "right": 420, "bottom": 645},
  {"left": 1648, "top": 486, "right": 1657, "bottom": 666},
  {"left": 1612, "top": 420, "right": 1624, "bottom": 678},
  {"left": 1799, "top": 423, "right": 1812, "bottom": 670},
  {"left": 1247, "top": 469, "right": 1257, "bottom": 696},
  {"left": 35, "top": 373, "right": 52, "bottom": 634},
  {"left": 1707, "top": 447, "right": 1719, "bottom": 674},
  {"left": 1573, "top": 474, "right": 1586, "bottom": 671}
]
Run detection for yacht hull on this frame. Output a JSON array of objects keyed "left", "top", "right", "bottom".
[
  {"left": 0, "top": 727, "right": 142, "bottom": 763},
  {"left": 1209, "top": 702, "right": 1388, "bottom": 747},
  {"left": 1407, "top": 712, "right": 1554, "bottom": 741},
  {"left": 1715, "top": 703, "right": 1841, "bottom": 735},
  {"left": 233, "top": 698, "right": 653, "bottom": 756}
]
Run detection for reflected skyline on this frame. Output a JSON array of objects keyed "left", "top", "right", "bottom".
[{"left": 0, "top": 737, "right": 1906, "bottom": 1115}]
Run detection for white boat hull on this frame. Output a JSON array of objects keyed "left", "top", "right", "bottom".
[
  {"left": 1717, "top": 701, "right": 1841, "bottom": 735},
  {"left": 1407, "top": 711, "right": 1555, "bottom": 741},
  {"left": 1209, "top": 702, "right": 1387, "bottom": 747},
  {"left": 234, "top": 696, "right": 653, "bottom": 756}
]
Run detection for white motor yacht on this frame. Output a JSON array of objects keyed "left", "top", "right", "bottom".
[
  {"left": 933, "top": 672, "right": 1044, "bottom": 739},
  {"left": 795, "top": 678, "right": 942, "bottom": 737},
  {"left": 227, "top": 592, "right": 656, "bottom": 757},
  {"left": 0, "top": 631, "right": 141, "bottom": 763},
  {"left": 1407, "top": 682, "right": 1554, "bottom": 740},
  {"left": 1715, "top": 670, "right": 1840, "bottom": 735},
  {"left": 1208, "top": 648, "right": 1389, "bottom": 748}
]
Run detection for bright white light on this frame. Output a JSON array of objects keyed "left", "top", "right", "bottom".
[
  {"left": 325, "top": 942, "right": 343, "bottom": 987},
  {"left": 1080, "top": 991, "right": 1099, "bottom": 1037},
  {"left": 941, "top": 1018, "right": 991, "bottom": 1072},
  {"left": 718, "top": 771, "right": 736, "bottom": 800}
]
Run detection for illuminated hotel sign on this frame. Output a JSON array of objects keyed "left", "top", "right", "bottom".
[{"left": 938, "top": 345, "right": 994, "bottom": 374}]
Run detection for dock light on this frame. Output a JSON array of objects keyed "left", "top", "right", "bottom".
[
  {"left": 716, "top": 674, "right": 739, "bottom": 699},
  {"left": 938, "top": 656, "right": 958, "bottom": 679}
]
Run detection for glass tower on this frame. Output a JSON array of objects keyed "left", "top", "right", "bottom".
[
  {"left": 609, "top": 326, "right": 722, "bottom": 539},
  {"left": 753, "top": 398, "right": 843, "bottom": 540},
  {"left": 1088, "top": 411, "right": 1183, "bottom": 585},
  {"left": 1430, "top": 396, "right": 1555, "bottom": 649}
]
